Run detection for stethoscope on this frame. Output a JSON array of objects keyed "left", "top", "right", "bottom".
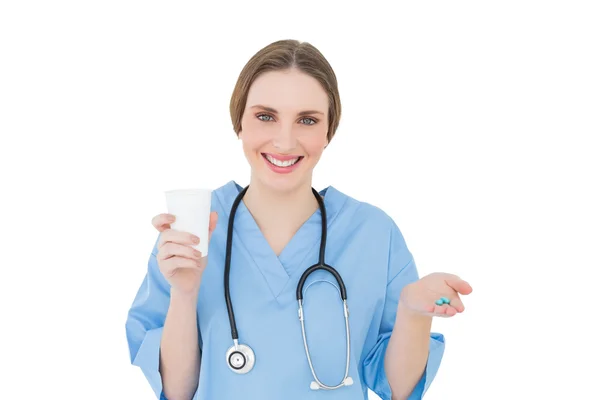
[{"left": 224, "top": 185, "right": 354, "bottom": 390}]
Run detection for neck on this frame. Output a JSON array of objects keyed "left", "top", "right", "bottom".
[{"left": 242, "top": 177, "right": 319, "bottom": 230}]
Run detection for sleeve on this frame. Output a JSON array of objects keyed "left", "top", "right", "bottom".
[
  {"left": 125, "top": 235, "right": 199, "bottom": 399},
  {"left": 362, "top": 221, "right": 446, "bottom": 400}
]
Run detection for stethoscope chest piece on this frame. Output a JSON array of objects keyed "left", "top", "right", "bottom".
[{"left": 226, "top": 341, "right": 255, "bottom": 374}]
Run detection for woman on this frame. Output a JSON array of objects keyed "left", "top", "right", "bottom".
[{"left": 125, "top": 39, "right": 472, "bottom": 400}]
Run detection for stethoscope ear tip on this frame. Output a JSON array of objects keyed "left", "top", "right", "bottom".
[
  {"left": 310, "top": 382, "right": 320, "bottom": 390},
  {"left": 344, "top": 377, "right": 354, "bottom": 386}
]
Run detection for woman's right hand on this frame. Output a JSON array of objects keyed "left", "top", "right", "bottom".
[{"left": 151, "top": 212, "right": 218, "bottom": 296}]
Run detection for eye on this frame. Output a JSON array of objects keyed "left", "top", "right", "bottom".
[
  {"left": 257, "top": 113, "right": 274, "bottom": 122},
  {"left": 300, "top": 117, "right": 317, "bottom": 125}
]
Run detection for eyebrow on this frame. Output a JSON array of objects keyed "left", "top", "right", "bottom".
[{"left": 249, "top": 104, "right": 325, "bottom": 116}]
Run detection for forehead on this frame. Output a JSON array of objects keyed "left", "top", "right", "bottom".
[{"left": 246, "top": 69, "right": 329, "bottom": 112}]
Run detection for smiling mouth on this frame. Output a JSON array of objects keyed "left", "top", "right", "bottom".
[{"left": 262, "top": 153, "right": 304, "bottom": 167}]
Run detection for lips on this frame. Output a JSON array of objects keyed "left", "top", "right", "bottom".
[
  {"left": 262, "top": 152, "right": 302, "bottom": 162},
  {"left": 261, "top": 153, "right": 304, "bottom": 173},
  {"left": 262, "top": 153, "right": 303, "bottom": 167}
]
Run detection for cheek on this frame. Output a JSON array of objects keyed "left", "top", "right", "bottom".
[
  {"left": 299, "top": 141, "right": 325, "bottom": 162},
  {"left": 240, "top": 119, "right": 269, "bottom": 150},
  {"left": 301, "top": 131, "right": 328, "bottom": 156}
]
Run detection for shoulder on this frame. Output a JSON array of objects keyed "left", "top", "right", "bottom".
[
  {"left": 212, "top": 180, "right": 239, "bottom": 198},
  {"left": 326, "top": 185, "right": 400, "bottom": 236},
  {"left": 329, "top": 186, "right": 414, "bottom": 276},
  {"left": 210, "top": 180, "right": 242, "bottom": 210}
]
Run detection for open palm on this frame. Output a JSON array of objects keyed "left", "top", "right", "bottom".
[{"left": 399, "top": 272, "right": 473, "bottom": 317}]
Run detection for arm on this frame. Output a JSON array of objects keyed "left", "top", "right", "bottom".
[
  {"left": 160, "top": 288, "right": 201, "bottom": 400},
  {"left": 362, "top": 221, "right": 445, "bottom": 400},
  {"left": 125, "top": 236, "right": 202, "bottom": 400},
  {"left": 385, "top": 306, "right": 433, "bottom": 400}
]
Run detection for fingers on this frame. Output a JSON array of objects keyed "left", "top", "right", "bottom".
[
  {"left": 152, "top": 213, "right": 176, "bottom": 232},
  {"left": 423, "top": 304, "right": 436, "bottom": 314},
  {"left": 431, "top": 290, "right": 467, "bottom": 317},
  {"left": 208, "top": 211, "right": 218, "bottom": 240},
  {"left": 154, "top": 212, "right": 218, "bottom": 240},
  {"left": 157, "top": 242, "right": 203, "bottom": 262},
  {"left": 433, "top": 304, "right": 458, "bottom": 317},
  {"left": 158, "top": 229, "right": 200, "bottom": 249},
  {"left": 157, "top": 234, "right": 207, "bottom": 278},
  {"left": 445, "top": 277, "right": 473, "bottom": 295},
  {"left": 421, "top": 303, "right": 457, "bottom": 318},
  {"left": 209, "top": 211, "right": 218, "bottom": 231},
  {"left": 447, "top": 296, "right": 465, "bottom": 313},
  {"left": 160, "top": 256, "right": 204, "bottom": 277}
]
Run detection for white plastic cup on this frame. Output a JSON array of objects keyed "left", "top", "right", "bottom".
[{"left": 164, "top": 188, "right": 213, "bottom": 257}]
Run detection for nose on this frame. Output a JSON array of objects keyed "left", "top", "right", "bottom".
[{"left": 272, "top": 123, "right": 297, "bottom": 151}]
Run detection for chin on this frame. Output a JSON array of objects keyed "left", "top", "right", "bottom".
[
  {"left": 255, "top": 166, "right": 310, "bottom": 194},
  {"left": 258, "top": 174, "right": 304, "bottom": 193},
  {"left": 246, "top": 148, "right": 316, "bottom": 193}
]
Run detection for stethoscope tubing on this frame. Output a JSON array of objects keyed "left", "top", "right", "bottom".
[{"left": 223, "top": 185, "right": 353, "bottom": 390}]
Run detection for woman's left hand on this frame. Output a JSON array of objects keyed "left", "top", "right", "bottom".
[{"left": 399, "top": 273, "right": 473, "bottom": 318}]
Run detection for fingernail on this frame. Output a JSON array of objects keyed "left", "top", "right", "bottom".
[
  {"left": 194, "top": 250, "right": 202, "bottom": 257},
  {"left": 192, "top": 236, "right": 200, "bottom": 244},
  {"left": 167, "top": 215, "right": 175, "bottom": 222}
]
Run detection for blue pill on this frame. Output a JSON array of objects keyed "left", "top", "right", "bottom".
[
  {"left": 435, "top": 299, "right": 444, "bottom": 306},
  {"left": 441, "top": 297, "right": 450, "bottom": 304}
]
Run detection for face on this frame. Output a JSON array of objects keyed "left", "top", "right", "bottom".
[{"left": 238, "top": 68, "right": 329, "bottom": 194}]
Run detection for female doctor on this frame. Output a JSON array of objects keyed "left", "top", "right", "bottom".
[{"left": 125, "top": 39, "right": 472, "bottom": 400}]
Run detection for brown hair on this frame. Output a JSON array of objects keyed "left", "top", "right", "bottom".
[{"left": 229, "top": 39, "right": 342, "bottom": 143}]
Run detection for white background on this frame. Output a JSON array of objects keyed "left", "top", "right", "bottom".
[{"left": 1, "top": 1, "right": 599, "bottom": 399}]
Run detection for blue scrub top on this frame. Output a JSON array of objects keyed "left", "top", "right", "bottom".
[{"left": 126, "top": 180, "right": 445, "bottom": 399}]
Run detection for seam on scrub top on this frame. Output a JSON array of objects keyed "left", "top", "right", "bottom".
[
  {"left": 272, "top": 227, "right": 329, "bottom": 299},
  {"left": 232, "top": 228, "right": 282, "bottom": 300},
  {"left": 321, "top": 199, "right": 361, "bottom": 255},
  {"left": 383, "top": 216, "right": 416, "bottom": 286},
  {"left": 386, "top": 255, "right": 415, "bottom": 287},
  {"left": 211, "top": 191, "right": 282, "bottom": 299}
]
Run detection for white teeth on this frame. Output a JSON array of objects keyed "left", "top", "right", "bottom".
[{"left": 265, "top": 154, "right": 300, "bottom": 167}]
